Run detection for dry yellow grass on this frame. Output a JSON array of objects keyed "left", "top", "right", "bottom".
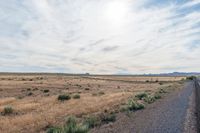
[
  {"left": 90, "top": 76, "right": 185, "bottom": 82},
  {"left": 0, "top": 93, "right": 131, "bottom": 133},
  {"left": 0, "top": 74, "right": 185, "bottom": 133}
]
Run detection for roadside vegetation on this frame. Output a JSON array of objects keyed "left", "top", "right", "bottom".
[
  {"left": 186, "top": 76, "right": 196, "bottom": 80},
  {"left": 47, "top": 113, "right": 117, "bottom": 133},
  {"left": 120, "top": 86, "right": 171, "bottom": 113},
  {"left": 47, "top": 116, "right": 89, "bottom": 133}
]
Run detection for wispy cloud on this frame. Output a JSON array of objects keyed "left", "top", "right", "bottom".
[{"left": 0, "top": 0, "right": 199, "bottom": 74}]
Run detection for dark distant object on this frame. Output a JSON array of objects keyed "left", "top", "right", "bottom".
[{"left": 85, "top": 73, "right": 90, "bottom": 76}]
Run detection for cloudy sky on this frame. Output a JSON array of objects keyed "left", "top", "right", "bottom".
[{"left": 0, "top": 0, "right": 200, "bottom": 74}]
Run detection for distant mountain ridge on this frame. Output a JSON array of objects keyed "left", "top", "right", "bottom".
[{"left": 144, "top": 72, "right": 200, "bottom": 76}]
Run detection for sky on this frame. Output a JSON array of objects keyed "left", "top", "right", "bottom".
[{"left": 0, "top": 0, "right": 200, "bottom": 74}]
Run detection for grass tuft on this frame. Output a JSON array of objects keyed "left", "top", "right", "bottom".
[{"left": 127, "top": 99, "right": 145, "bottom": 111}]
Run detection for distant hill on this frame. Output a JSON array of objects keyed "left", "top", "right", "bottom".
[{"left": 145, "top": 72, "right": 200, "bottom": 76}]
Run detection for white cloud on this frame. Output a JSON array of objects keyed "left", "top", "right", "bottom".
[{"left": 0, "top": 0, "right": 199, "bottom": 74}]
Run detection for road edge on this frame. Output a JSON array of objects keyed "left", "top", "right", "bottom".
[{"left": 194, "top": 79, "right": 200, "bottom": 132}]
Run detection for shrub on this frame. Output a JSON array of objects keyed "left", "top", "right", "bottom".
[
  {"left": 3, "top": 106, "right": 13, "bottom": 115},
  {"left": 58, "top": 94, "right": 71, "bottom": 101},
  {"left": 127, "top": 99, "right": 145, "bottom": 111},
  {"left": 143, "top": 96, "right": 155, "bottom": 104},
  {"left": 43, "top": 89, "right": 49, "bottom": 93},
  {"left": 73, "top": 94, "right": 80, "bottom": 99},
  {"left": 63, "top": 116, "right": 89, "bottom": 133},
  {"left": 47, "top": 116, "right": 88, "bottom": 133},
  {"left": 135, "top": 93, "right": 148, "bottom": 100}
]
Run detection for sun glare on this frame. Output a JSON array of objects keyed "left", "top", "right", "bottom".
[{"left": 103, "top": 1, "right": 129, "bottom": 26}]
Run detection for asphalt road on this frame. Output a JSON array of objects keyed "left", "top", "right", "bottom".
[
  {"left": 129, "top": 81, "right": 195, "bottom": 133},
  {"left": 93, "top": 81, "right": 197, "bottom": 133}
]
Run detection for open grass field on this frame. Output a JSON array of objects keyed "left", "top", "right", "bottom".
[{"left": 0, "top": 74, "right": 186, "bottom": 133}]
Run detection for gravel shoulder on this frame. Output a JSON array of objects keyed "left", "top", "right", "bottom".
[{"left": 92, "top": 81, "right": 197, "bottom": 133}]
